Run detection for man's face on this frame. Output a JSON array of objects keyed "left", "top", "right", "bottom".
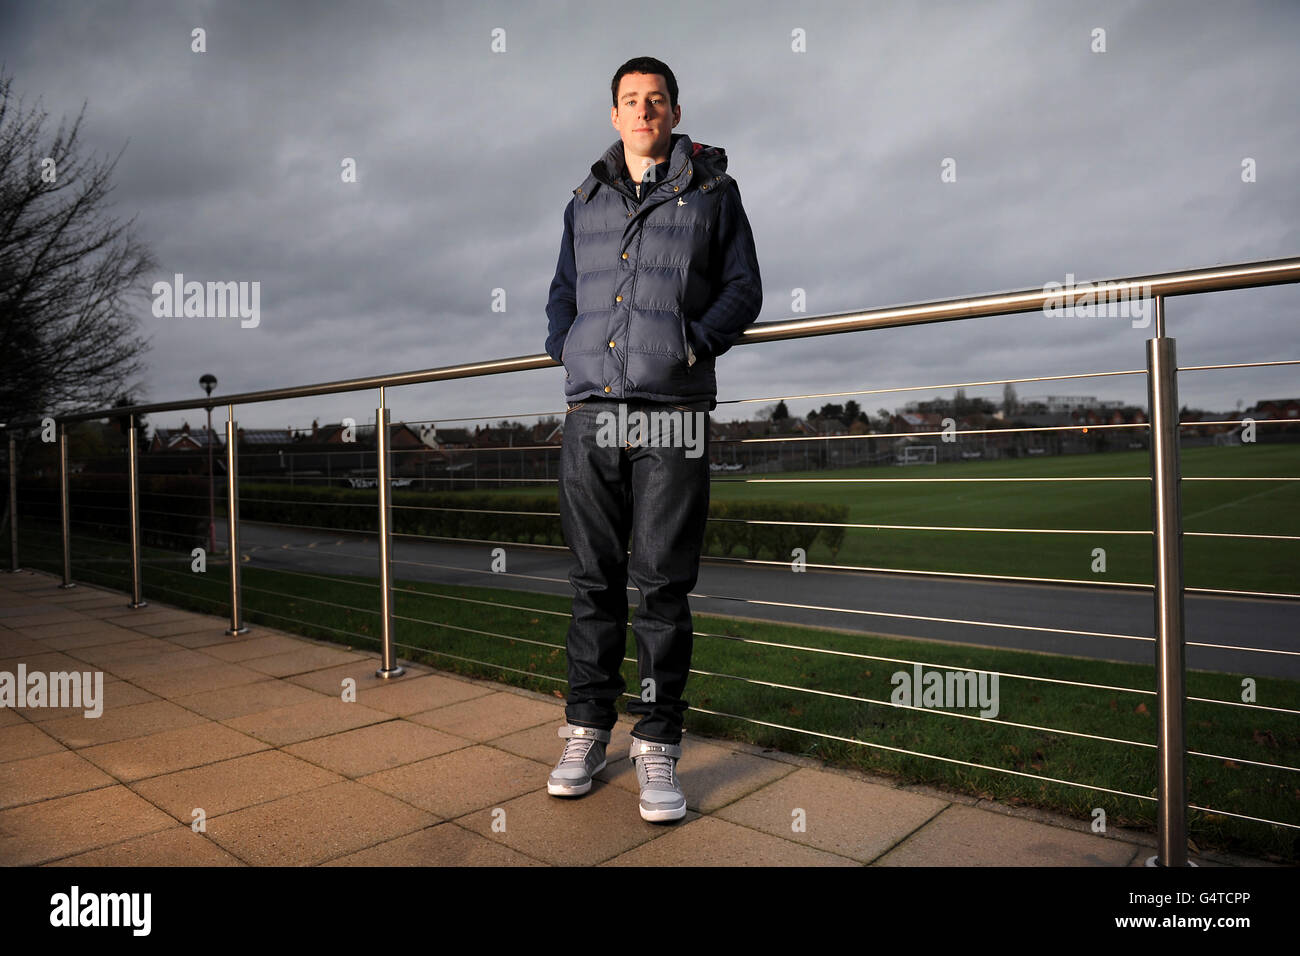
[{"left": 611, "top": 72, "right": 680, "bottom": 174}]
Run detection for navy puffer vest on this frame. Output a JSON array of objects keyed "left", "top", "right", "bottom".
[{"left": 563, "top": 133, "right": 730, "bottom": 407}]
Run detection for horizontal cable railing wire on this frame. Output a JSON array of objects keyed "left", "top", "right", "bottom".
[{"left": 8, "top": 254, "right": 1298, "bottom": 863}]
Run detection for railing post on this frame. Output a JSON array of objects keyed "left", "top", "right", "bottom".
[
  {"left": 7, "top": 434, "right": 19, "bottom": 573},
  {"left": 225, "top": 406, "right": 248, "bottom": 635},
  {"left": 126, "top": 415, "right": 147, "bottom": 608},
  {"left": 58, "top": 423, "right": 75, "bottom": 589},
  {"left": 375, "top": 389, "right": 404, "bottom": 679},
  {"left": 1145, "top": 294, "right": 1190, "bottom": 867}
]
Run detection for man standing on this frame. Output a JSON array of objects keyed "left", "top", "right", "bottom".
[{"left": 543, "top": 57, "right": 762, "bottom": 822}]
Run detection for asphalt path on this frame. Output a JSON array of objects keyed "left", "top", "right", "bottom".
[{"left": 220, "top": 520, "right": 1299, "bottom": 680}]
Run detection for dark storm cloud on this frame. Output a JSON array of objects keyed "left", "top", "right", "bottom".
[{"left": 1, "top": 0, "right": 1295, "bottom": 431}]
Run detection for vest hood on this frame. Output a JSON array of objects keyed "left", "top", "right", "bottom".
[{"left": 575, "top": 133, "right": 730, "bottom": 204}]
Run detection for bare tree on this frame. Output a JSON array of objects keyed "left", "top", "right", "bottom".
[{"left": 0, "top": 69, "right": 154, "bottom": 430}]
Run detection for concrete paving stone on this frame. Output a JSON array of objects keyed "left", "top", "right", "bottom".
[
  {"left": 46, "top": 590, "right": 125, "bottom": 606},
  {"left": 0, "top": 575, "right": 51, "bottom": 591},
  {"left": 131, "top": 749, "right": 345, "bottom": 821},
  {"left": 712, "top": 767, "right": 949, "bottom": 863},
  {"left": 0, "top": 707, "right": 25, "bottom": 727},
  {"left": 0, "top": 582, "right": 56, "bottom": 596},
  {"left": 96, "top": 648, "right": 221, "bottom": 680},
  {"left": 0, "top": 785, "right": 176, "bottom": 866},
  {"left": 39, "top": 699, "right": 209, "bottom": 749},
  {"left": 348, "top": 671, "right": 493, "bottom": 717},
  {"left": 406, "top": 691, "right": 563, "bottom": 741},
  {"left": 278, "top": 658, "right": 396, "bottom": 695},
  {"left": 900, "top": 781, "right": 982, "bottom": 806},
  {"left": 100, "top": 609, "right": 202, "bottom": 627},
  {"left": 241, "top": 645, "right": 369, "bottom": 678},
  {"left": 78, "top": 721, "right": 269, "bottom": 782},
  {"left": 324, "top": 822, "right": 547, "bottom": 866},
  {"left": 167, "top": 628, "right": 245, "bottom": 648},
  {"left": 0, "top": 603, "right": 42, "bottom": 614},
  {"left": 0, "top": 722, "right": 66, "bottom": 763},
  {"left": 0, "top": 649, "right": 100, "bottom": 674},
  {"left": 128, "top": 661, "right": 269, "bottom": 697},
  {"left": 0, "top": 750, "right": 116, "bottom": 809},
  {"left": 284, "top": 719, "right": 473, "bottom": 778},
  {"left": 873, "top": 804, "right": 1137, "bottom": 866},
  {"left": 32, "top": 585, "right": 108, "bottom": 601},
  {"left": 172, "top": 678, "right": 327, "bottom": 721},
  {"left": 45, "top": 827, "right": 245, "bottom": 866},
  {"left": 603, "top": 815, "right": 861, "bottom": 867},
  {"left": 359, "top": 745, "right": 547, "bottom": 819},
  {"left": 17, "top": 618, "right": 119, "bottom": 640},
  {"left": 63, "top": 637, "right": 179, "bottom": 668},
  {"left": 2, "top": 611, "right": 90, "bottom": 628},
  {"left": 973, "top": 796, "right": 1117, "bottom": 833},
  {"left": 492, "top": 718, "right": 638, "bottom": 769},
  {"left": 38, "top": 624, "right": 144, "bottom": 651},
  {"left": 50, "top": 588, "right": 129, "bottom": 603},
  {"left": 134, "top": 619, "right": 231, "bottom": 638},
  {"left": 223, "top": 697, "right": 393, "bottom": 746},
  {"left": 203, "top": 780, "right": 436, "bottom": 866},
  {"left": 455, "top": 783, "right": 691, "bottom": 867},
  {"left": 199, "top": 634, "right": 317, "bottom": 662},
  {"left": 18, "top": 679, "right": 159, "bottom": 723},
  {"left": 1124, "top": 848, "right": 1229, "bottom": 866},
  {"left": 37, "top": 581, "right": 114, "bottom": 596},
  {"left": 0, "top": 636, "right": 50, "bottom": 657},
  {"left": 0, "top": 596, "right": 44, "bottom": 608}
]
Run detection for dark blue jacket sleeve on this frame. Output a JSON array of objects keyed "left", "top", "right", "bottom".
[
  {"left": 685, "top": 180, "right": 763, "bottom": 360},
  {"left": 544, "top": 198, "right": 577, "bottom": 363}
]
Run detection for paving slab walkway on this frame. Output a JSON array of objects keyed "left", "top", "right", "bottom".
[{"left": 0, "top": 569, "right": 1269, "bottom": 867}]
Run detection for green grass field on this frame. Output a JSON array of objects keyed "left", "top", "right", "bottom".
[
  {"left": 11, "top": 443, "right": 1299, "bottom": 862},
  {"left": 490, "top": 444, "right": 1300, "bottom": 595}
]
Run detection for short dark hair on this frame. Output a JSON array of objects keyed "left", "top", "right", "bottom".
[{"left": 611, "top": 57, "right": 678, "bottom": 110}]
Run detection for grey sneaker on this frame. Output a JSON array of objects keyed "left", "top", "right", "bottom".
[
  {"left": 547, "top": 724, "right": 610, "bottom": 797},
  {"left": 630, "top": 738, "right": 686, "bottom": 822}
]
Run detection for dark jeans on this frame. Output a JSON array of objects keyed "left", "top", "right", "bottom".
[{"left": 558, "top": 397, "right": 711, "bottom": 744}]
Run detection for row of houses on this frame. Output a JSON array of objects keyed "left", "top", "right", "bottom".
[
  {"left": 32, "top": 396, "right": 1292, "bottom": 483},
  {"left": 149, "top": 418, "right": 563, "bottom": 455}
]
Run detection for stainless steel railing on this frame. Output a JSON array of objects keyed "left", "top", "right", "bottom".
[{"left": 4, "top": 254, "right": 1300, "bottom": 866}]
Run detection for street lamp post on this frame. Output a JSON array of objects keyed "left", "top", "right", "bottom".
[{"left": 200, "top": 375, "right": 217, "bottom": 557}]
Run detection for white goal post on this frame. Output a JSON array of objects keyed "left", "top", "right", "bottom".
[{"left": 898, "top": 444, "right": 937, "bottom": 465}]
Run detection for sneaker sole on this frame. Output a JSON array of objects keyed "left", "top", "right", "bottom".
[
  {"left": 639, "top": 799, "right": 687, "bottom": 823},
  {"left": 547, "top": 759, "right": 607, "bottom": 797}
]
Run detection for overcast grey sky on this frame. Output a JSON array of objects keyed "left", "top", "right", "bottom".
[{"left": 2, "top": 0, "right": 1296, "bottom": 433}]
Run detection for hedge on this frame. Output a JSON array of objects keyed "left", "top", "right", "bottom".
[
  {"left": 237, "top": 482, "right": 849, "bottom": 560},
  {"left": 18, "top": 474, "right": 209, "bottom": 551}
]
